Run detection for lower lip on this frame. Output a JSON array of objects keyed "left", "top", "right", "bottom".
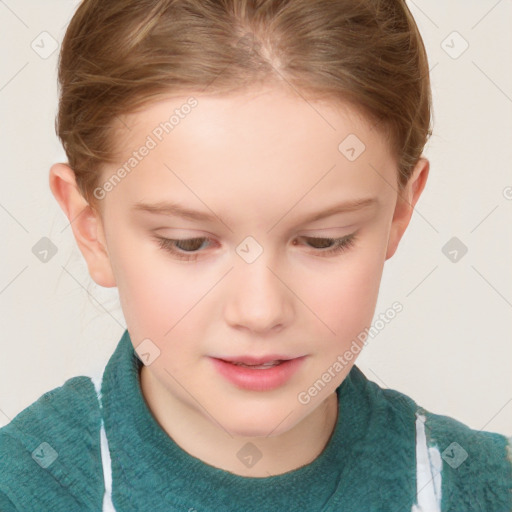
[{"left": 210, "top": 357, "right": 306, "bottom": 391}]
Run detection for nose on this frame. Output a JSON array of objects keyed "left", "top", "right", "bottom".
[{"left": 223, "top": 251, "right": 293, "bottom": 334}]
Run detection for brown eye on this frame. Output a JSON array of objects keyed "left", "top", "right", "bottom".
[
  {"left": 298, "top": 234, "right": 357, "bottom": 257},
  {"left": 302, "top": 237, "right": 336, "bottom": 249},
  {"left": 155, "top": 236, "right": 211, "bottom": 261},
  {"left": 173, "top": 237, "right": 207, "bottom": 252}
]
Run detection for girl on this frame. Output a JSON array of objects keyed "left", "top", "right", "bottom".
[{"left": 1, "top": 1, "right": 511, "bottom": 510}]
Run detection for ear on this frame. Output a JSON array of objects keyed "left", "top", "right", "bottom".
[
  {"left": 385, "top": 157, "right": 429, "bottom": 260},
  {"left": 49, "top": 163, "right": 116, "bottom": 287}
]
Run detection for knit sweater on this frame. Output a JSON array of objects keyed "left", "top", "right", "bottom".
[{"left": 1, "top": 330, "right": 511, "bottom": 511}]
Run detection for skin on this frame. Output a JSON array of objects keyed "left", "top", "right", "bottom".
[{"left": 49, "top": 85, "right": 428, "bottom": 478}]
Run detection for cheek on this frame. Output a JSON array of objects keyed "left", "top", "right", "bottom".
[
  {"left": 109, "top": 233, "right": 207, "bottom": 339},
  {"left": 299, "top": 248, "right": 386, "bottom": 345}
]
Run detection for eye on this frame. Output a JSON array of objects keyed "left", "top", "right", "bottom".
[
  {"left": 156, "top": 236, "right": 211, "bottom": 261},
  {"left": 297, "top": 234, "right": 357, "bottom": 257},
  {"left": 154, "top": 233, "right": 357, "bottom": 261}
]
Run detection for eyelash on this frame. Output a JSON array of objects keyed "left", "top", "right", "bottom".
[{"left": 155, "top": 233, "right": 357, "bottom": 261}]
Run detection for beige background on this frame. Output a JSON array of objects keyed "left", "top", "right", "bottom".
[{"left": 0, "top": 1, "right": 511, "bottom": 435}]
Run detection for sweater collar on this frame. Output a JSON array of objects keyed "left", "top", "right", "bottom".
[{"left": 100, "top": 329, "right": 418, "bottom": 511}]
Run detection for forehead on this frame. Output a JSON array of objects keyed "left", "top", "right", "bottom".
[
  {"left": 116, "top": 86, "right": 383, "bottom": 150},
  {"left": 103, "top": 86, "right": 397, "bottom": 221}
]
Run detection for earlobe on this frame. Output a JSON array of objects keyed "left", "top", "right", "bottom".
[
  {"left": 385, "top": 158, "right": 430, "bottom": 260},
  {"left": 49, "top": 163, "right": 116, "bottom": 288}
]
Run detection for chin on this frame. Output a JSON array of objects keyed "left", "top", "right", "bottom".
[
  {"left": 221, "top": 410, "right": 299, "bottom": 439},
  {"left": 228, "top": 424, "right": 287, "bottom": 439}
]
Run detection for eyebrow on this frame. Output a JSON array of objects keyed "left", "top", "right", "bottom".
[{"left": 132, "top": 197, "right": 377, "bottom": 224}]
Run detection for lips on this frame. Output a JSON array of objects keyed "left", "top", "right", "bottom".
[
  {"left": 216, "top": 354, "right": 296, "bottom": 366},
  {"left": 210, "top": 356, "right": 306, "bottom": 391},
  {"left": 229, "top": 360, "right": 283, "bottom": 369}
]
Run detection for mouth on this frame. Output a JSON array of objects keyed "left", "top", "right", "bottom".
[
  {"left": 218, "top": 358, "right": 290, "bottom": 370},
  {"left": 215, "top": 353, "right": 300, "bottom": 366},
  {"left": 210, "top": 355, "right": 307, "bottom": 391}
]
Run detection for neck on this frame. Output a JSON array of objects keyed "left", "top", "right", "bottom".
[{"left": 140, "top": 364, "right": 339, "bottom": 477}]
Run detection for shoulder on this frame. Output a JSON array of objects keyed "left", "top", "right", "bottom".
[
  {"left": 365, "top": 373, "right": 512, "bottom": 477},
  {"left": 419, "top": 406, "right": 512, "bottom": 511},
  {"left": 0, "top": 375, "right": 105, "bottom": 511},
  {"left": 355, "top": 370, "right": 512, "bottom": 510}
]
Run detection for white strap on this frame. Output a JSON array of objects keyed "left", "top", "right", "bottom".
[
  {"left": 412, "top": 413, "right": 442, "bottom": 512},
  {"left": 91, "top": 371, "right": 117, "bottom": 512}
]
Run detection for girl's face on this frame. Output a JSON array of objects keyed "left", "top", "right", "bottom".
[{"left": 86, "top": 86, "right": 426, "bottom": 437}]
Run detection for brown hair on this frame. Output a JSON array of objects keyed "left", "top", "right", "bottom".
[{"left": 55, "top": 0, "right": 432, "bottom": 208}]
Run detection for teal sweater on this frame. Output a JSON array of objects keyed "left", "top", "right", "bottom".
[{"left": 1, "top": 330, "right": 511, "bottom": 511}]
